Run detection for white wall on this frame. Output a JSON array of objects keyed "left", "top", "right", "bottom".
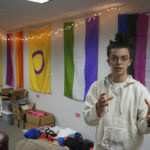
[{"left": 1, "top": 3, "right": 150, "bottom": 149}]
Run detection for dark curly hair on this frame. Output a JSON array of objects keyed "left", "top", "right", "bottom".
[{"left": 107, "top": 32, "right": 135, "bottom": 59}]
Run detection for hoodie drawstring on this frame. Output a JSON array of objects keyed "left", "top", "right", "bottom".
[{"left": 119, "top": 88, "right": 123, "bottom": 115}]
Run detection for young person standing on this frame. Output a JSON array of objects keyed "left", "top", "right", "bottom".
[{"left": 83, "top": 32, "right": 150, "bottom": 150}]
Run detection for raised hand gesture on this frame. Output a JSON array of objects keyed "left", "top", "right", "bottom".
[
  {"left": 96, "top": 93, "right": 114, "bottom": 117},
  {"left": 145, "top": 99, "right": 150, "bottom": 126}
]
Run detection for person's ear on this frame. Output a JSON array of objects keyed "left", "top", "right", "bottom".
[
  {"left": 128, "top": 59, "right": 132, "bottom": 67},
  {"left": 107, "top": 58, "right": 111, "bottom": 66}
]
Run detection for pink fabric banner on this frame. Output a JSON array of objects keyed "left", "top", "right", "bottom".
[
  {"left": 6, "top": 33, "right": 14, "bottom": 86},
  {"left": 134, "top": 14, "right": 149, "bottom": 85}
]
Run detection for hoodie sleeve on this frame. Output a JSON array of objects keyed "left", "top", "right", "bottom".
[
  {"left": 82, "top": 82, "right": 101, "bottom": 126},
  {"left": 137, "top": 86, "right": 150, "bottom": 134}
]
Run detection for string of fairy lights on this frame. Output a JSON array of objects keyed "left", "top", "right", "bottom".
[{"left": 0, "top": 6, "right": 120, "bottom": 41}]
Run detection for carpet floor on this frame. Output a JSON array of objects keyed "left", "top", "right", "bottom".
[{"left": 0, "top": 117, "right": 25, "bottom": 150}]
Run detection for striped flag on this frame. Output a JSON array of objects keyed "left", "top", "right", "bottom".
[
  {"left": 145, "top": 15, "right": 150, "bottom": 90},
  {"left": 28, "top": 26, "right": 51, "bottom": 93},
  {"left": 134, "top": 14, "right": 149, "bottom": 85},
  {"left": 64, "top": 16, "right": 99, "bottom": 101},
  {"left": 118, "top": 14, "right": 138, "bottom": 77},
  {"left": 118, "top": 13, "right": 150, "bottom": 91},
  {"left": 15, "top": 31, "right": 24, "bottom": 88}
]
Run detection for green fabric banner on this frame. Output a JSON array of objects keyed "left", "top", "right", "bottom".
[{"left": 64, "top": 22, "right": 74, "bottom": 98}]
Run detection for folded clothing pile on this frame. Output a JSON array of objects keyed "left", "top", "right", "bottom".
[{"left": 24, "top": 127, "right": 94, "bottom": 150}]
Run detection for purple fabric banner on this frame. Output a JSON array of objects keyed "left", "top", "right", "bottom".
[
  {"left": 134, "top": 14, "right": 149, "bottom": 85},
  {"left": 84, "top": 16, "right": 99, "bottom": 99},
  {"left": 6, "top": 33, "right": 14, "bottom": 86}
]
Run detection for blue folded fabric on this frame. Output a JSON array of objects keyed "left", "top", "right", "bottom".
[{"left": 24, "top": 128, "right": 40, "bottom": 139}]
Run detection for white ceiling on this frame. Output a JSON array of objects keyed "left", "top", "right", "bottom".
[{"left": 0, "top": 0, "right": 150, "bottom": 33}]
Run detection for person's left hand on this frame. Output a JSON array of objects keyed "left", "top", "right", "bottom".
[{"left": 145, "top": 99, "right": 150, "bottom": 126}]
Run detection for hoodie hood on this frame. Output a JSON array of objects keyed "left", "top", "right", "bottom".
[{"left": 104, "top": 74, "right": 136, "bottom": 87}]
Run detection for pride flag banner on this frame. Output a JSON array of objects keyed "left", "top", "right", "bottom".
[
  {"left": 118, "top": 14, "right": 138, "bottom": 77},
  {"left": 0, "top": 39, "right": 2, "bottom": 86},
  {"left": 64, "top": 16, "right": 99, "bottom": 101},
  {"left": 6, "top": 33, "right": 14, "bottom": 86},
  {"left": 64, "top": 22, "right": 74, "bottom": 99},
  {"left": 15, "top": 31, "right": 24, "bottom": 88},
  {"left": 118, "top": 13, "right": 150, "bottom": 91},
  {"left": 28, "top": 26, "right": 51, "bottom": 93},
  {"left": 145, "top": 16, "right": 150, "bottom": 90},
  {"left": 84, "top": 16, "right": 99, "bottom": 100},
  {"left": 134, "top": 14, "right": 149, "bottom": 85}
]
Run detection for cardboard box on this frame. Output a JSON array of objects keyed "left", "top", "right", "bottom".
[
  {"left": 15, "top": 88, "right": 27, "bottom": 100},
  {"left": 25, "top": 122, "right": 55, "bottom": 130},
  {"left": 13, "top": 110, "right": 24, "bottom": 121},
  {"left": 14, "top": 119, "right": 19, "bottom": 127},
  {"left": 20, "top": 102, "right": 35, "bottom": 111},
  {"left": 1, "top": 88, "right": 27, "bottom": 101},
  {"left": 13, "top": 102, "right": 35, "bottom": 113},
  {"left": 1, "top": 97, "right": 28, "bottom": 114},
  {"left": 0, "top": 88, "right": 15, "bottom": 100},
  {"left": 1, "top": 88, "right": 14, "bottom": 96},
  {"left": 26, "top": 110, "right": 55, "bottom": 126},
  {"left": 12, "top": 102, "right": 35, "bottom": 121},
  {"left": 19, "top": 120, "right": 25, "bottom": 129},
  {"left": 14, "top": 119, "right": 25, "bottom": 128},
  {"left": 25, "top": 122, "right": 39, "bottom": 130},
  {"left": 0, "top": 96, "right": 11, "bottom": 99}
]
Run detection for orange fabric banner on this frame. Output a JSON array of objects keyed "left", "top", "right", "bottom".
[{"left": 15, "top": 31, "right": 24, "bottom": 88}]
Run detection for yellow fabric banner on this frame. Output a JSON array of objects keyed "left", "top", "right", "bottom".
[
  {"left": 28, "top": 26, "right": 51, "bottom": 93},
  {"left": 0, "top": 39, "right": 2, "bottom": 86}
]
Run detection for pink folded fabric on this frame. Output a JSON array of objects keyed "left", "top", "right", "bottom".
[{"left": 28, "top": 110, "right": 45, "bottom": 117}]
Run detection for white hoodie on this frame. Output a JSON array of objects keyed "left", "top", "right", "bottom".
[{"left": 83, "top": 75, "right": 150, "bottom": 150}]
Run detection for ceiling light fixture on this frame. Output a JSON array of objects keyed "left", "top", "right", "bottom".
[{"left": 27, "top": 0, "right": 50, "bottom": 4}]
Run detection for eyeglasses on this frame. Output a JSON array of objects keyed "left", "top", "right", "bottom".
[{"left": 109, "top": 56, "right": 130, "bottom": 63}]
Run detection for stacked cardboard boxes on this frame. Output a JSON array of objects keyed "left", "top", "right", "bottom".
[
  {"left": 1, "top": 88, "right": 55, "bottom": 129},
  {"left": 0, "top": 88, "right": 28, "bottom": 125},
  {"left": 0, "top": 88, "right": 27, "bottom": 101},
  {"left": 25, "top": 110, "right": 55, "bottom": 130},
  {"left": 13, "top": 102, "right": 35, "bottom": 128}
]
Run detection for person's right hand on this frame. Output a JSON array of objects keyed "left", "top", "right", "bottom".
[{"left": 96, "top": 93, "right": 114, "bottom": 117}]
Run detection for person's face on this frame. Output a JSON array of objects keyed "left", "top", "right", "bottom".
[{"left": 107, "top": 48, "right": 132, "bottom": 76}]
